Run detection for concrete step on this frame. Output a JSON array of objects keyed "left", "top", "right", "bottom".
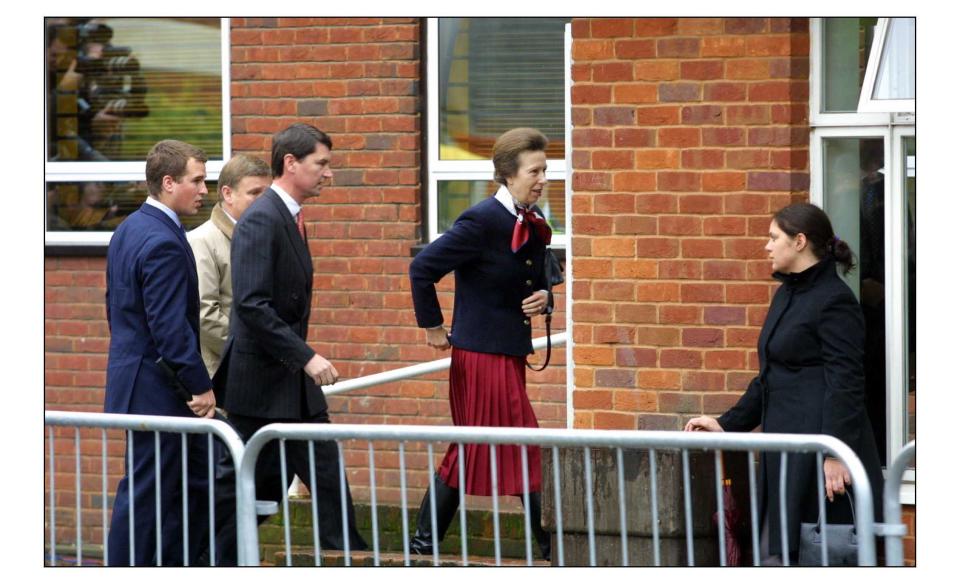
[
  {"left": 270, "top": 549, "right": 549, "bottom": 567},
  {"left": 259, "top": 499, "right": 544, "bottom": 561}
]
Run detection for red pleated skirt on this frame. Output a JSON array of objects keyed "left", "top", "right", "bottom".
[{"left": 436, "top": 347, "right": 542, "bottom": 496}]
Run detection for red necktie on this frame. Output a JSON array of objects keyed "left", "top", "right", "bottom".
[
  {"left": 511, "top": 206, "right": 552, "bottom": 253},
  {"left": 296, "top": 211, "right": 306, "bottom": 241}
]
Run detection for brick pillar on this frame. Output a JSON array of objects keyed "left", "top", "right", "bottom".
[
  {"left": 570, "top": 17, "right": 810, "bottom": 431},
  {"left": 550, "top": 17, "right": 810, "bottom": 565}
]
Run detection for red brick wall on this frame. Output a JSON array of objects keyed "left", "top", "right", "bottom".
[
  {"left": 45, "top": 257, "right": 109, "bottom": 412},
  {"left": 902, "top": 506, "right": 916, "bottom": 566},
  {"left": 569, "top": 17, "right": 810, "bottom": 431}
]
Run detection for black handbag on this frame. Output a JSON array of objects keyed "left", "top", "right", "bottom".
[
  {"left": 798, "top": 494, "right": 859, "bottom": 566},
  {"left": 526, "top": 249, "right": 563, "bottom": 372}
]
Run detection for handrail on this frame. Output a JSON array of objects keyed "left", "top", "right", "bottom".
[{"left": 323, "top": 332, "right": 567, "bottom": 396}]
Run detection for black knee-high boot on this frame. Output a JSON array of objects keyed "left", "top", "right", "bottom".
[
  {"left": 409, "top": 473, "right": 460, "bottom": 555},
  {"left": 520, "top": 492, "right": 552, "bottom": 562}
]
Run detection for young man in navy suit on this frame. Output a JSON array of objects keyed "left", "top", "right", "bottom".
[{"left": 103, "top": 140, "right": 216, "bottom": 565}]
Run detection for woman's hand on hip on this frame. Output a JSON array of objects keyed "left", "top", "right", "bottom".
[
  {"left": 823, "top": 458, "right": 852, "bottom": 502},
  {"left": 522, "top": 290, "right": 549, "bottom": 316},
  {"left": 425, "top": 326, "right": 451, "bottom": 350},
  {"left": 684, "top": 416, "right": 723, "bottom": 432}
]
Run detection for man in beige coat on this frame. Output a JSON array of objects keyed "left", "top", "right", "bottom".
[{"left": 187, "top": 154, "right": 271, "bottom": 378}]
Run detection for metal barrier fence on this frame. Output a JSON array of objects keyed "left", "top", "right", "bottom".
[
  {"left": 44, "top": 411, "right": 248, "bottom": 566},
  {"left": 881, "top": 441, "right": 916, "bottom": 566},
  {"left": 235, "top": 423, "right": 879, "bottom": 566}
]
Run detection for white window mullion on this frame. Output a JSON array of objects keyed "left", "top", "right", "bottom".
[
  {"left": 564, "top": 21, "right": 574, "bottom": 429},
  {"left": 883, "top": 127, "right": 903, "bottom": 466},
  {"left": 426, "top": 18, "right": 440, "bottom": 242}
]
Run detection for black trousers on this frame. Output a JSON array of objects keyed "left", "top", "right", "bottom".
[{"left": 210, "top": 411, "right": 367, "bottom": 565}]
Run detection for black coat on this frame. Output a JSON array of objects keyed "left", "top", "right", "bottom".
[
  {"left": 717, "top": 259, "right": 884, "bottom": 557},
  {"left": 215, "top": 189, "right": 326, "bottom": 419},
  {"left": 409, "top": 196, "right": 549, "bottom": 357}
]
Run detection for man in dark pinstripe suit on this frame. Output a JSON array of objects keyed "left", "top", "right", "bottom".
[{"left": 211, "top": 123, "right": 367, "bottom": 563}]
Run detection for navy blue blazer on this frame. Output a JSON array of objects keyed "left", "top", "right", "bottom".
[
  {"left": 409, "top": 196, "right": 548, "bottom": 357},
  {"left": 104, "top": 202, "right": 211, "bottom": 416}
]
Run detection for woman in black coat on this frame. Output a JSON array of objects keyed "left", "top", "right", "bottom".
[
  {"left": 685, "top": 203, "right": 884, "bottom": 565},
  {"left": 407, "top": 128, "right": 554, "bottom": 560}
]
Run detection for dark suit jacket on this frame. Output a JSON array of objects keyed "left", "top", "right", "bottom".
[
  {"left": 104, "top": 203, "right": 211, "bottom": 416},
  {"left": 409, "top": 196, "right": 548, "bottom": 357},
  {"left": 717, "top": 259, "right": 884, "bottom": 554},
  {"left": 216, "top": 189, "right": 325, "bottom": 419}
]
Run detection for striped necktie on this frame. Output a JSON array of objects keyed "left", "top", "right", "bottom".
[{"left": 296, "top": 211, "right": 306, "bottom": 241}]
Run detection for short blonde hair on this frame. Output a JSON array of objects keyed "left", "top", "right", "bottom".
[
  {"left": 492, "top": 128, "right": 548, "bottom": 186},
  {"left": 217, "top": 154, "right": 271, "bottom": 199}
]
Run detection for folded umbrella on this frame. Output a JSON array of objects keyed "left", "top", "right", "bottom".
[{"left": 712, "top": 455, "right": 743, "bottom": 566}]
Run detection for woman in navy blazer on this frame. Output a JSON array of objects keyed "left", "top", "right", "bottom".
[
  {"left": 408, "top": 128, "right": 554, "bottom": 560},
  {"left": 685, "top": 203, "right": 884, "bottom": 565}
]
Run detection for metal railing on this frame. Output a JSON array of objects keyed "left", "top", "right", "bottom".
[
  {"left": 44, "top": 411, "right": 248, "bottom": 566},
  {"left": 322, "top": 332, "right": 567, "bottom": 396},
  {"left": 46, "top": 334, "right": 895, "bottom": 567},
  {"left": 880, "top": 441, "right": 915, "bottom": 566},
  {"left": 235, "top": 423, "right": 879, "bottom": 566}
]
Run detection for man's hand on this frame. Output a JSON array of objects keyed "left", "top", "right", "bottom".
[
  {"left": 425, "top": 326, "right": 451, "bottom": 350},
  {"left": 683, "top": 416, "right": 723, "bottom": 432},
  {"left": 823, "top": 458, "right": 852, "bottom": 502},
  {"left": 304, "top": 354, "right": 339, "bottom": 387},
  {"left": 187, "top": 389, "right": 216, "bottom": 419},
  {"left": 521, "top": 290, "right": 550, "bottom": 317}
]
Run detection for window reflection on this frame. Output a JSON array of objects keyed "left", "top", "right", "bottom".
[
  {"left": 822, "top": 18, "right": 878, "bottom": 113},
  {"left": 438, "top": 18, "right": 569, "bottom": 161},
  {"left": 46, "top": 17, "right": 222, "bottom": 163},
  {"left": 438, "top": 180, "right": 566, "bottom": 236},
  {"left": 823, "top": 137, "right": 886, "bottom": 456},
  {"left": 857, "top": 139, "right": 887, "bottom": 458},
  {"left": 46, "top": 181, "right": 216, "bottom": 232}
]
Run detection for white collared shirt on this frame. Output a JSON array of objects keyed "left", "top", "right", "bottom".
[
  {"left": 494, "top": 185, "right": 521, "bottom": 216},
  {"left": 270, "top": 183, "right": 301, "bottom": 219},
  {"left": 144, "top": 196, "right": 182, "bottom": 228}
]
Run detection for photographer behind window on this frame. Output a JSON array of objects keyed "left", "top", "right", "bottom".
[
  {"left": 75, "top": 21, "right": 149, "bottom": 160},
  {"left": 47, "top": 19, "right": 149, "bottom": 162}
]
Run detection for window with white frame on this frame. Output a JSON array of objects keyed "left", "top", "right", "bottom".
[
  {"left": 45, "top": 17, "right": 231, "bottom": 246},
  {"left": 810, "top": 19, "right": 916, "bottom": 488},
  {"left": 425, "top": 17, "right": 570, "bottom": 245}
]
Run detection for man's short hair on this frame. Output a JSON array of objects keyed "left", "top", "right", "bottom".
[
  {"left": 145, "top": 140, "right": 208, "bottom": 197},
  {"left": 217, "top": 154, "right": 271, "bottom": 199},
  {"left": 271, "top": 123, "right": 333, "bottom": 178}
]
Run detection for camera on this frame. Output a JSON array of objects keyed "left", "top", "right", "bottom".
[{"left": 76, "top": 24, "right": 149, "bottom": 120}]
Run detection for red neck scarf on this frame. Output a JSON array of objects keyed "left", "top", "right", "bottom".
[{"left": 511, "top": 206, "right": 552, "bottom": 252}]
